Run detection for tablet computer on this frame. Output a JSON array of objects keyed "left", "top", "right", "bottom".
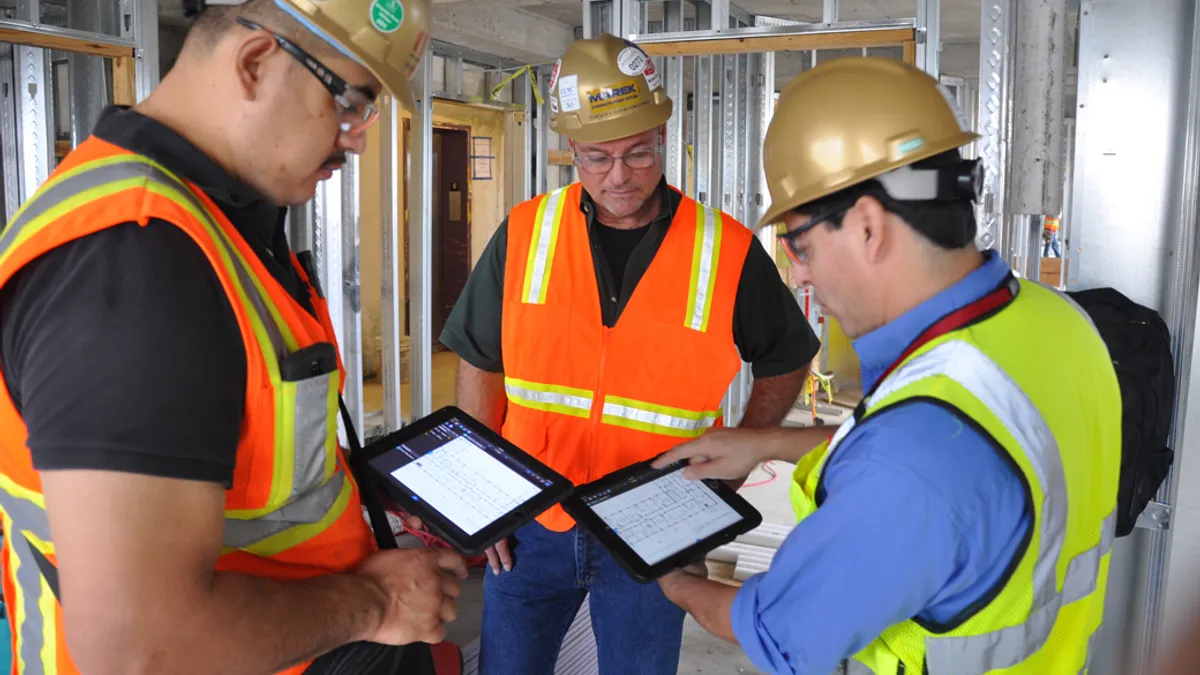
[
  {"left": 362, "top": 406, "right": 574, "bottom": 556},
  {"left": 562, "top": 458, "right": 762, "bottom": 583}
]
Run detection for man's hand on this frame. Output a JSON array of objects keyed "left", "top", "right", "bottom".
[
  {"left": 651, "top": 428, "right": 772, "bottom": 480},
  {"left": 485, "top": 539, "right": 513, "bottom": 575},
  {"left": 355, "top": 548, "right": 468, "bottom": 645}
]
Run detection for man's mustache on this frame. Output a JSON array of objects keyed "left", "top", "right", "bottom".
[{"left": 322, "top": 153, "right": 347, "bottom": 169}]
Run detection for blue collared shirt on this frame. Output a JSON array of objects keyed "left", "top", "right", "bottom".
[{"left": 730, "top": 251, "right": 1032, "bottom": 675}]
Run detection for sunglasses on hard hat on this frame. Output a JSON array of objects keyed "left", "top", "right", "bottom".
[
  {"left": 777, "top": 206, "right": 846, "bottom": 266},
  {"left": 236, "top": 18, "right": 380, "bottom": 135}
]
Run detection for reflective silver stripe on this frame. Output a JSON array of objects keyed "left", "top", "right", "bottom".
[
  {"left": 1079, "top": 623, "right": 1099, "bottom": 675},
  {"left": 504, "top": 378, "right": 593, "bottom": 415},
  {"left": 866, "top": 340, "right": 1108, "bottom": 674},
  {"left": 600, "top": 399, "right": 720, "bottom": 434},
  {"left": 845, "top": 660, "right": 877, "bottom": 675},
  {"left": 0, "top": 486, "right": 51, "bottom": 675},
  {"left": 0, "top": 157, "right": 291, "bottom": 359},
  {"left": 293, "top": 371, "right": 335, "bottom": 494},
  {"left": 223, "top": 472, "right": 347, "bottom": 548},
  {"left": 687, "top": 204, "right": 719, "bottom": 331},
  {"left": 0, "top": 158, "right": 157, "bottom": 254},
  {"left": 524, "top": 187, "right": 566, "bottom": 304}
]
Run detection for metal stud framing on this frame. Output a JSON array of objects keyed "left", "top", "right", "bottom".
[
  {"left": 409, "top": 47, "right": 435, "bottom": 420},
  {"left": 975, "top": 0, "right": 1015, "bottom": 254},
  {"left": 379, "top": 96, "right": 403, "bottom": 433}
]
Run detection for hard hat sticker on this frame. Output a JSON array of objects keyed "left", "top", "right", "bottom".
[
  {"left": 587, "top": 79, "right": 643, "bottom": 118},
  {"left": 558, "top": 75, "right": 581, "bottom": 112},
  {"left": 617, "top": 46, "right": 648, "bottom": 77},
  {"left": 550, "top": 95, "right": 559, "bottom": 114},
  {"left": 643, "top": 59, "right": 661, "bottom": 91},
  {"left": 370, "top": 0, "right": 404, "bottom": 33},
  {"left": 550, "top": 59, "right": 562, "bottom": 91}
]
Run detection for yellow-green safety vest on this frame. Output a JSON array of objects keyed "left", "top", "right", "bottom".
[{"left": 790, "top": 277, "right": 1121, "bottom": 675}]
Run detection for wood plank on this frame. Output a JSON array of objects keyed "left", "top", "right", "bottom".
[
  {"left": 0, "top": 27, "right": 132, "bottom": 58},
  {"left": 112, "top": 55, "right": 136, "bottom": 106},
  {"left": 903, "top": 40, "right": 916, "bottom": 64},
  {"left": 639, "top": 28, "right": 915, "bottom": 57},
  {"left": 54, "top": 140, "right": 70, "bottom": 158},
  {"left": 548, "top": 149, "right": 573, "bottom": 166}
]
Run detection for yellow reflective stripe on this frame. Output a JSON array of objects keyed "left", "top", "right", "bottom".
[
  {"left": 522, "top": 187, "right": 568, "bottom": 304},
  {"left": 685, "top": 204, "right": 722, "bottom": 332},
  {"left": 3, "top": 154, "right": 134, "bottom": 229},
  {"left": 37, "top": 574, "right": 55, "bottom": 673},
  {"left": 601, "top": 395, "right": 721, "bottom": 438},
  {"left": 504, "top": 376, "right": 594, "bottom": 418}
]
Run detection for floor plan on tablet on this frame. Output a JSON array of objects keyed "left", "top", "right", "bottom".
[{"left": 591, "top": 471, "right": 742, "bottom": 565}]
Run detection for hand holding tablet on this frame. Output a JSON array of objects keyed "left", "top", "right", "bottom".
[{"left": 362, "top": 406, "right": 762, "bottom": 581}]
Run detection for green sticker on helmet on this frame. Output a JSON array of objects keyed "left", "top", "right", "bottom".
[{"left": 370, "top": 0, "right": 404, "bottom": 33}]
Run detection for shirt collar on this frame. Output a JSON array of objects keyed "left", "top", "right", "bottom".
[
  {"left": 579, "top": 177, "right": 679, "bottom": 230},
  {"left": 853, "top": 249, "right": 1013, "bottom": 391}
]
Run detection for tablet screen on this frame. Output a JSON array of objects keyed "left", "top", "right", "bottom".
[
  {"left": 367, "top": 417, "right": 554, "bottom": 535},
  {"left": 581, "top": 467, "right": 743, "bottom": 565}
]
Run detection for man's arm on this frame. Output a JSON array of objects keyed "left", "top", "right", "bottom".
[
  {"left": 43, "top": 471, "right": 445, "bottom": 675},
  {"left": 717, "top": 404, "right": 1030, "bottom": 674},
  {"left": 659, "top": 570, "right": 740, "bottom": 642},
  {"left": 457, "top": 359, "right": 506, "bottom": 432},
  {"left": 738, "top": 369, "right": 807, "bottom": 429}
]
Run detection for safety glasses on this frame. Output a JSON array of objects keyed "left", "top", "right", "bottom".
[
  {"left": 776, "top": 206, "right": 845, "bottom": 266},
  {"left": 236, "top": 18, "right": 379, "bottom": 135}
]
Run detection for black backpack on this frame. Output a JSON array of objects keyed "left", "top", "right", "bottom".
[{"left": 1065, "top": 286, "right": 1175, "bottom": 537}]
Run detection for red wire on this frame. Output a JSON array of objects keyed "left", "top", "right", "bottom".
[{"left": 742, "top": 460, "right": 778, "bottom": 488}]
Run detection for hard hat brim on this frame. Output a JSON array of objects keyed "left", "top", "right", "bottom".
[
  {"left": 754, "top": 129, "right": 981, "bottom": 230},
  {"left": 557, "top": 100, "right": 674, "bottom": 144}
]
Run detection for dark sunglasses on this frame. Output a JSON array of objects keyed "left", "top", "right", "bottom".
[{"left": 235, "top": 18, "right": 379, "bottom": 135}]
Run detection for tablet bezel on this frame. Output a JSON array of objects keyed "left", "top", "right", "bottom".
[
  {"left": 562, "top": 457, "right": 763, "bottom": 584},
  {"left": 360, "top": 405, "right": 574, "bottom": 556}
]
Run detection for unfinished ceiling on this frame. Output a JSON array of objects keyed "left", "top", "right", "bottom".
[{"left": 152, "top": 0, "right": 1084, "bottom": 80}]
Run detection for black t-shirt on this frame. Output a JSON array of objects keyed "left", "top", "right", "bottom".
[
  {"left": 0, "top": 106, "right": 305, "bottom": 485},
  {"left": 439, "top": 180, "right": 820, "bottom": 378},
  {"left": 594, "top": 223, "right": 650, "bottom": 298}
]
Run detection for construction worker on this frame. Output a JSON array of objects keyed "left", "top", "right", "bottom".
[
  {"left": 1044, "top": 215, "right": 1063, "bottom": 257},
  {"left": 439, "top": 33, "right": 818, "bottom": 675},
  {"left": 0, "top": 1, "right": 469, "bottom": 674},
  {"left": 651, "top": 57, "right": 1122, "bottom": 674}
]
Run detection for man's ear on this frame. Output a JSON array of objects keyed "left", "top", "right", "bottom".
[
  {"left": 233, "top": 32, "right": 280, "bottom": 101},
  {"left": 854, "top": 194, "right": 891, "bottom": 263}
]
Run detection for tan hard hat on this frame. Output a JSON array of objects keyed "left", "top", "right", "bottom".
[
  {"left": 549, "top": 34, "right": 673, "bottom": 143},
  {"left": 757, "top": 57, "right": 979, "bottom": 229},
  {"left": 278, "top": 0, "right": 430, "bottom": 109}
]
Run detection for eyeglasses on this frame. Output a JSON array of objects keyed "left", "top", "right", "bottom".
[
  {"left": 236, "top": 18, "right": 379, "bottom": 135},
  {"left": 777, "top": 207, "right": 845, "bottom": 266},
  {"left": 574, "top": 145, "right": 662, "bottom": 174}
]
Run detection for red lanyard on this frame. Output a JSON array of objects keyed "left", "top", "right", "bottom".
[{"left": 855, "top": 275, "right": 1018, "bottom": 418}]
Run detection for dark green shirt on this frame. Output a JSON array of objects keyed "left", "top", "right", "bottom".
[{"left": 440, "top": 180, "right": 820, "bottom": 378}]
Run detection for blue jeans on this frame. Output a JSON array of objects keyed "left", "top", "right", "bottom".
[{"left": 478, "top": 521, "right": 685, "bottom": 675}]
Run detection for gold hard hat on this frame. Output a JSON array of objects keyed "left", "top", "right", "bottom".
[
  {"left": 281, "top": 0, "right": 430, "bottom": 109},
  {"left": 757, "top": 57, "right": 979, "bottom": 229},
  {"left": 549, "top": 34, "right": 673, "bottom": 143}
]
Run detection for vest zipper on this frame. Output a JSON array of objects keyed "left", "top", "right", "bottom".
[
  {"left": 897, "top": 662, "right": 905, "bottom": 675},
  {"left": 589, "top": 326, "right": 612, "bottom": 483}
]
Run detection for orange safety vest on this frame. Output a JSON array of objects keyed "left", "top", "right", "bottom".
[
  {"left": 501, "top": 183, "right": 753, "bottom": 531},
  {"left": 0, "top": 137, "right": 375, "bottom": 675}
]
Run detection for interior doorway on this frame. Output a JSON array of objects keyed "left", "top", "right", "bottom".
[{"left": 431, "top": 126, "right": 472, "bottom": 351}]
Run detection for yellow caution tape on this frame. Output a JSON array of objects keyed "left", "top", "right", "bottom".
[{"left": 490, "top": 65, "right": 545, "bottom": 107}]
